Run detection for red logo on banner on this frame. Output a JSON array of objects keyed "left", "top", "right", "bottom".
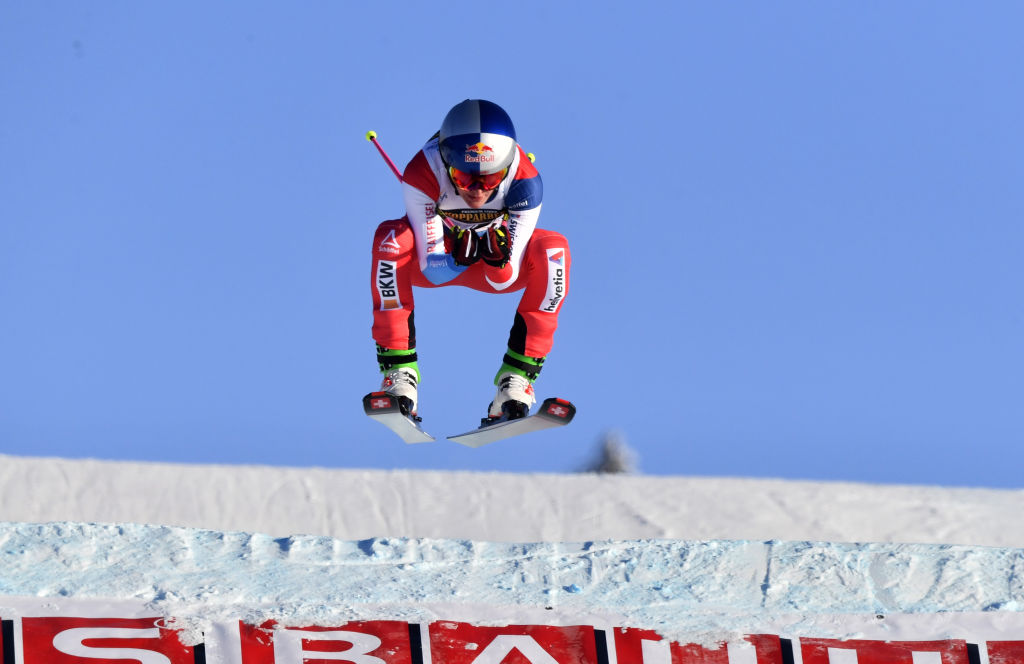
[
  {"left": 799, "top": 639, "right": 970, "bottom": 664},
  {"left": 20, "top": 617, "right": 196, "bottom": 664},
  {"left": 238, "top": 620, "right": 416, "bottom": 664},
  {"left": 430, "top": 622, "right": 599, "bottom": 664}
]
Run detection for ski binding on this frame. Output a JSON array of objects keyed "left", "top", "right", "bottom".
[
  {"left": 447, "top": 397, "right": 576, "bottom": 447},
  {"left": 363, "top": 392, "right": 435, "bottom": 444}
]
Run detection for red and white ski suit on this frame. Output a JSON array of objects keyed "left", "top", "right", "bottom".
[{"left": 370, "top": 135, "right": 570, "bottom": 359}]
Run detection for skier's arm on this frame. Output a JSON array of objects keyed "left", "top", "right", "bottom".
[
  {"left": 484, "top": 153, "right": 543, "bottom": 290},
  {"left": 402, "top": 151, "right": 467, "bottom": 285}
]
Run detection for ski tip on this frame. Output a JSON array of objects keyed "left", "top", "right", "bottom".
[
  {"left": 537, "top": 397, "right": 576, "bottom": 424},
  {"left": 365, "top": 391, "right": 422, "bottom": 419},
  {"left": 363, "top": 391, "right": 399, "bottom": 415}
]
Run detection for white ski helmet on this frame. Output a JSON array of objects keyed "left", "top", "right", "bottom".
[{"left": 438, "top": 99, "right": 517, "bottom": 176}]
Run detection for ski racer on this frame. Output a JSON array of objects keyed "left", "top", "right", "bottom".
[{"left": 370, "top": 99, "right": 571, "bottom": 423}]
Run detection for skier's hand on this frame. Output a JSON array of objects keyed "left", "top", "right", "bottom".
[
  {"left": 480, "top": 224, "right": 511, "bottom": 268},
  {"left": 446, "top": 225, "right": 480, "bottom": 266}
]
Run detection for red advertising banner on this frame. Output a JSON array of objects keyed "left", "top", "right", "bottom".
[
  {"left": 799, "top": 638, "right": 970, "bottom": 664},
  {"left": 19, "top": 616, "right": 197, "bottom": 664},
  {"left": 986, "top": 642, "right": 1024, "bottom": 664},
  {"left": 2, "top": 606, "right": 1024, "bottom": 664},
  {"left": 429, "top": 622, "right": 600, "bottom": 664},
  {"left": 237, "top": 620, "right": 416, "bottom": 664},
  {"left": 612, "top": 628, "right": 786, "bottom": 664}
]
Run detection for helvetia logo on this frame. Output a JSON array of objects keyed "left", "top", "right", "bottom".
[
  {"left": 541, "top": 248, "right": 566, "bottom": 312},
  {"left": 376, "top": 260, "right": 401, "bottom": 310}
]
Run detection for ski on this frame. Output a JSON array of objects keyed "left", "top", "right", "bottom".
[
  {"left": 365, "top": 393, "right": 576, "bottom": 446},
  {"left": 447, "top": 397, "right": 576, "bottom": 447},
  {"left": 363, "top": 392, "right": 435, "bottom": 444}
]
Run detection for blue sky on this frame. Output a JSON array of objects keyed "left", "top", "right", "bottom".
[{"left": 2, "top": 2, "right": 1022, "bottom": 487}]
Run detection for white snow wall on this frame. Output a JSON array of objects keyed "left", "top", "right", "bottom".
[{"left": 2, "top": 455, "right": 1024, "bottom": 663}]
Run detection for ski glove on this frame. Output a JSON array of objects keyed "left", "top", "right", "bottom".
[
  {"left": 447, "top": 225, "right": 480, "bottom": 266},
  {"left": 445, "top": 223, "right": 511, "bottom": 268},
  {"left": 479, "top": 224, "right": 511, "bottom": 268}
]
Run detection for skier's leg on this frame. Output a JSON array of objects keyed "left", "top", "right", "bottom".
[
  {"left": 506, "top": 229, "right": 570, "bottom": 361},
  {"left": 371, "top": 218, "right": 421, "bottom": 413},
  {"left": 489, "top": 229, "right": 571, "bottom": 419}
]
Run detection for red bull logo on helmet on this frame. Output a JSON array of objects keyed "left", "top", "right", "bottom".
[{"left": 463, "top": 142, "right": 496, "bottom": 164}]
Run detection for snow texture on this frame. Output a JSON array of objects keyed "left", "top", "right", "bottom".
[
  {"left": 4, "top": 454, "right": 1024, "bottom": 546},
  {"left": 2, "top": 454, "right": 1024, "bottom": 645}
]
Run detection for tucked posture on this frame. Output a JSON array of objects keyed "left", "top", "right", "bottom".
[{"left": 370, "top": 99, "right": 570, "bottom": 422}]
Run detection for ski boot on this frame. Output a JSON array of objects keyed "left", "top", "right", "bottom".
[
  {"left": 375, "top": 346, "right": 420, "bottom": 418},
  {"left": 484, "top": 372, "right": 536, "bottom": 424},
  {"left": 381, "top": 367, "right": 419, "bottom": 419}
]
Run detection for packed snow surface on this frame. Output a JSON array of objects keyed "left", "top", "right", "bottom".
[
  {"left": 3, "top": 522, "right": 1024, "bottom": 645},
  {"left": 2, "top": 454, "right": 1024, "bottom": 645}
]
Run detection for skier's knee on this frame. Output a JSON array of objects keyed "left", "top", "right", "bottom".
[{"left": 527, "top": 229, "right": 570, "bottom": 265}]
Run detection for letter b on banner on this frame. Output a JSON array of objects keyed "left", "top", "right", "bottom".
[
  {"left": 273, "top": 630, "right": 386, "bottom": 664},
  {"left": 237, "top": 621, "right": 416, "bottom": 664}
]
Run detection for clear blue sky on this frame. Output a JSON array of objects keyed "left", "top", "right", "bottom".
[{"left": 2, "top": 3, "right": 1021, "bottom": 487}]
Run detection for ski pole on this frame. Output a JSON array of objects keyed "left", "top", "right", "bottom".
[{"left": 365, "top": 130, "right": 403, "bottom": 182}]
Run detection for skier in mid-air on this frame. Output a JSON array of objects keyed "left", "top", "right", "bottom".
[{"left": 370, "top": 99, "right": 570, "bottom": 424}]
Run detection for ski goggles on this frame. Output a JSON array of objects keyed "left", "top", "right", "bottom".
[{"left": 448, "top": 166, "right": 508, "bottom": 191}]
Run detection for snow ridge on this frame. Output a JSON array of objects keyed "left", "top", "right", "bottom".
[{"left": 4, "top": 454, "right": 1024, "bottom": 546}]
